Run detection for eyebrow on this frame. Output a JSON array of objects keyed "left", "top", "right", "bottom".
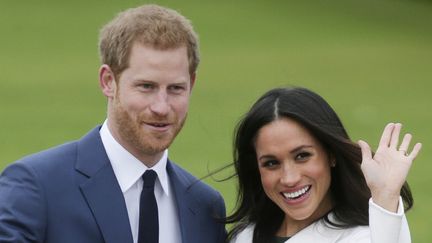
[
  {"left": 133, "top": 79, "right": 154, "bottom": 83},
  {"left": 134, "top": 79, "right": 189, "bottom": 85},
  {"left": 257, "top": 145, "right": 314, "bottom": 161},
  {"left": 290, "top": 145, "right": 314, "bottom": 154},
  {"left": 257, "top": 155, "right": 276, "bottom": 162},
  {"left": 169, "top": 81, "right": 189, "bottom": 86}
]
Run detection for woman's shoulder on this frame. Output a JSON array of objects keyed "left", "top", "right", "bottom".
[
  {"left": 228, "top": 220, "right": 369, "bottom": 243},
  {"left": 286, "top": 218, "right": 368, "bottom": 243},
  {"left": 230, "top": 224, "right": 255, "bottom": 243}
]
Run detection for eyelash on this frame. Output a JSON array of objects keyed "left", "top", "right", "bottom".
[
  {"left": 262, "top": 160, "right": 279, "bottom": 168},
  {"left": 137, "top": 84, "right": 186, "bottom": 93},
  {"left": 140, "top": 83, "right": 154, "bottom": 89},
  {"left": 169, "top": 85, "right": 186, "bottom": 92},
  {"left": 295, "top": 152, "right": 311, "bottom": 161},
  {"left": 261, "top": 152, "right": 312, "bottom": 168}
]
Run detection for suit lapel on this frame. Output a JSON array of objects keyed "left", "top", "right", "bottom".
[
  {"left": 75, "top": 127, "right": 133, "bottom": 243},
  {"left": 167, "top": 161, "right": 200, "bottom": 243}
]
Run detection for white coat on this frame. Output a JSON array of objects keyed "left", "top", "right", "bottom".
[{"left": 231, "top": 198, "right": 410, "bottom": 243}]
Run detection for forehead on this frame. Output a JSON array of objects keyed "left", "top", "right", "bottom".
[
  {"left": 128, "top": 43, "right": 188, "bottom": 65},
  {"left": 120, "top": 43, "right": 190, "bottom": 82},
  {"left": 255, "top": 118, "right": 319, "bottom": 151}
]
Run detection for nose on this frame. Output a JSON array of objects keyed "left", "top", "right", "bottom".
[
  {"left": 149, "top": 91, "right": 170, "bottom": 116},
  {"left": 279, "top": 165, "right": 301, "bottom": 186}
]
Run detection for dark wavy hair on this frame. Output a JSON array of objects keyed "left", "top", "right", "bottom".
[{"left": 225, "top": 87, "right": 413, "bottom": 243}]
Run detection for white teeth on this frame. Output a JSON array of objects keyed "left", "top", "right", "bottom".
[
  {"left": 151, "top": 123, "right": 166, "bottom": 127},
  {"left": 283, "top": 186, "right": 310, "bottom": 199}
]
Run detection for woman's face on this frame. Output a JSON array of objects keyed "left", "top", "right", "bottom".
[{"left": 255, "top": 117, "right": 333, "bottom": 230}]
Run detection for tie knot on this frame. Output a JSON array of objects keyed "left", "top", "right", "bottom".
[{"left": 142, "top": 170, "right": 157, "bottom": 188}]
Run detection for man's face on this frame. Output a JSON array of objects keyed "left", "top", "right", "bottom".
[{"left": 103, "top": 43, "right": 194, "bottom": 166}]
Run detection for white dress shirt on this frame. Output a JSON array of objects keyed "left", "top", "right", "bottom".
[{"left": 100, "top": 121, "right": 182, "bottom": 243}]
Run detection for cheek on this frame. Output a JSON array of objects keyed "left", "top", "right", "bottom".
[
  {"left": 172, "top": 98, "right": 190, "bottom": 115},
  {"left": 307, "top": 159, "right": 331, "bottom": 177},
  {"left": 310, "top": 165, "right": 331, "bottom": 190},
  {"left": 259, "top": 169, "right": 278, "bottom": 193},
  {"left": 322, "top": 168, "right": 332, "bottom": 188},
  {"left": 310, "top": 166, "right": 328, "bottom": 178},
  {"left": 123, "top": 95, "right": 151, "bottom": 112}
]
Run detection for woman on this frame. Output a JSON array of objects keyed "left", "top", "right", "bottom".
[{"left": 227, "top": 87, "right": 421, "bottom": 243}]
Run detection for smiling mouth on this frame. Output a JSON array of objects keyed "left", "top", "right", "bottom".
[
  {"left": 282, "top": 185, "right": 311, "bottom": 200},
  {"left": 148, "top": 122, "right": 169, "bottom": 127},
  {"left": 144, "top": 122, "right": 171, "bottom": 131}
]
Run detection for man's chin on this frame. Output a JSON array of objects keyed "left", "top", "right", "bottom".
[
  {"left": 139, "top": 140, "right": 172, "bottom": 154},
  {"left": 136, "top": 126, "right": 180, "bottom": 154}
]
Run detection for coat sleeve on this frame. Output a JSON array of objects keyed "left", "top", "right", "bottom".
[
  {"left": 368, "top": 197, "right": 410, "bottom": 243},
  {"left": 214, "top": 192, "right": 227, "bottom": 243},
  {"left": 0, "top": 163, "right": 47, "bottom": 242}
]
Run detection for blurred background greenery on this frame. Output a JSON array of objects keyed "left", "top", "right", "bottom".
[{"left": 1, "top": 0, "right": 431, "bottom": 241}]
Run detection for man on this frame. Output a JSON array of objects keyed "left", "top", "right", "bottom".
[{"left": 0, "top": 4, "right": 226, "bottom": 243}]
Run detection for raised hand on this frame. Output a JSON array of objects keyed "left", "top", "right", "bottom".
[{"left": 357, "top": 123, "right": 422, "bottom": 212}]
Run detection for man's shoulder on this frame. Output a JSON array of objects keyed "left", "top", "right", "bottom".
[
  {"left": 10, "top": 140, "right": 78, "bottom": 170},
  {"left": 167, "top": 161, "right": 223, "bottom": 201},
  {"left": 0, "top": 140, "right": 81, "bottom": 195},
  {"left": 3, "top": 126, "right": 101, "bottom": 175}
]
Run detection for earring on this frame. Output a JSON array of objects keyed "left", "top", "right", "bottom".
[{"left": 330, "top": 161, "right": 336, "bottom": 167}]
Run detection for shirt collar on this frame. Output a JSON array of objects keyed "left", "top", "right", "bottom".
[{"left": 99, "top": 120, "right": 170, "bottom": 196}]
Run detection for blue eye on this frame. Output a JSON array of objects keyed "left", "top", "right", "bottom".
[
  {"left": 140, "top": 83, "right": 154, "bottom": 90},
  {"left": 169, "top": 85, "right": 186, "bottom": 94}
]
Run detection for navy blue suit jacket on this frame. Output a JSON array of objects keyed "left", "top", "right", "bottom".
[{"left": 0, "top": 127, "right": 226, "bottom": 243}]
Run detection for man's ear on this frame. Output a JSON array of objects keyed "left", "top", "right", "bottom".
[
  {"left": 189, "top": 72, "right": 196, "bottom": 91},
  {"left": 99, "top": 64, "right": 116, "bottom": 98}
]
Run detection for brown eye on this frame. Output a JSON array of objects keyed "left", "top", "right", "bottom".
[
  {"left": 262, "top": 160, "right": 279, "bottom": 168},
  {"left": 295, "top": 152, "right": 311, "bottom": 161}
]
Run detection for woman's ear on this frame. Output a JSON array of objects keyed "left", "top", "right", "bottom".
[{"left": 99, "top": 64, "right": 117, "bottom": 98}]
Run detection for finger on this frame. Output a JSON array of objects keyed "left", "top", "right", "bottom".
[
  {"left": 389, "top": 123, "right": 402, "bottom": 149},
  {"left": 358, "top": 140, "right": 373, "bottom": 161},
  {"left": 398, "top": 133, "right": 412, "bottom": 153},
  {"left": 408, "top": 142, "right": 422, "bottom": 160},
  {"left": 378, "top": 123, "right": 394, "bottom": 148}
]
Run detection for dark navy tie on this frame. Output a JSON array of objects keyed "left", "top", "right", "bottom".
[{"left": 138, "top": 170, "right": 158, "bottom": 243}]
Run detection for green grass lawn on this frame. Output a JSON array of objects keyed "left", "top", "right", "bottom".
[{"left": 1, "top": 0, "right": 431, "bottom": 241}]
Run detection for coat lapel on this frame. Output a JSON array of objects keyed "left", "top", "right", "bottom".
[
  {"left": 75, "top": 127, "right": 133, "bottom": 243},
  {"left": 288, "top": 217, "right": 344, "bottom": 243},
  {"left": 167, "top": 161, "right": 200, "bottom": 243}
]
